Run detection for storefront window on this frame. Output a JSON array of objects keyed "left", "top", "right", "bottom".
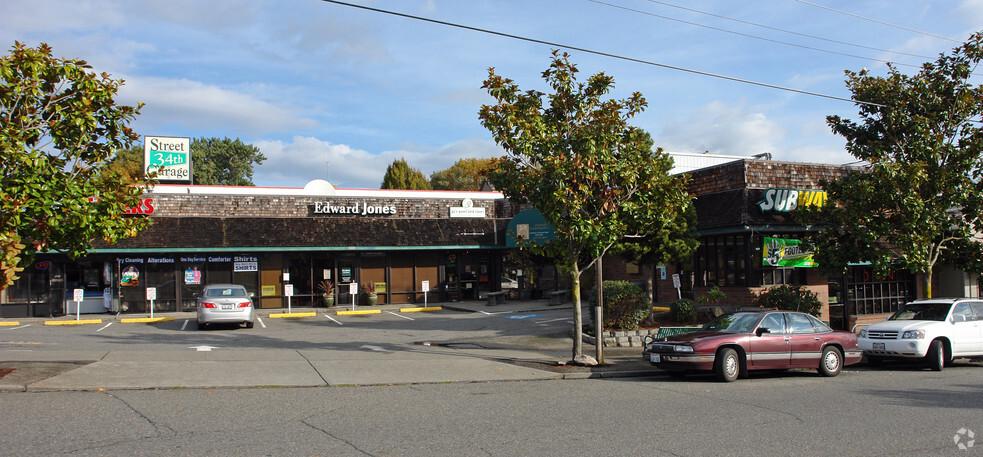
[
  {"left": 145, "top": 257, "right": 177, "bottom": 313},
  {"left": 696, "top": 235, "right": 749, "bottom": 287},
  {"left": 846, "top": 267, "right": 913, "bottom": 316}
]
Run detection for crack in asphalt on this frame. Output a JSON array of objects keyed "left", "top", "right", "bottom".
[{"left": 300, "top": 414, "right": 375, "bottom": 456}]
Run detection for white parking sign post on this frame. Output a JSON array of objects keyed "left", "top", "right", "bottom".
[
  {"left": 672, "top": 274, "right": 682, "bottom": 300},
  {"left": 349, "top": 282, "right": 358, "bottom": 311},
  {"left": 146, "top": 287, "right": 157, "bottom": 318},
  {"left": 73, "top": 288, "right": 84, "bottom": 321},
  {"left": 284, "top": 284, "right": 294, "bottom": 313},
  {"left": 422, "top": 280, "right": 430, "bottom": 307}
]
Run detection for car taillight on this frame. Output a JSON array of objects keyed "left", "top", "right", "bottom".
[
  {"left": 238, "top": 301, "right": 252, "bottom": 308},
  {"left": 201, "top": 302, "right": 217, "bottom": 308}
]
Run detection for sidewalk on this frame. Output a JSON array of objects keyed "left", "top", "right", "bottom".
[{"left": 0, "top": 299, "right": 662, "bottom": 391}]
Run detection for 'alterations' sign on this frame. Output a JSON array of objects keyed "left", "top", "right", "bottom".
[{"left": 144, "top": 136, "right": 191, "bottom": 183}]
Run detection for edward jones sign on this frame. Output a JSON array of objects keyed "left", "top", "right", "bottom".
[{"left": 144, "top": 136, "right": 191, "bottom": 183}]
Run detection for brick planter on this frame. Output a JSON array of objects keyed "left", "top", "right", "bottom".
[{"left": 583, "top": 328, "right": 661, "bottom": 348}]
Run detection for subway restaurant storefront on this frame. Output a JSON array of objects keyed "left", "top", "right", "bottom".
[{"left": 0, "top": 181, "right": 514, "bottom": 317}]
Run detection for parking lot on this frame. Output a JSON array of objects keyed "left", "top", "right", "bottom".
[{"left": 0, "top": 300, "right": 610, "bottom": 390}]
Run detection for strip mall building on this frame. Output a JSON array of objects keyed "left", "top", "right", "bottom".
[{"left": 2, "top": 156, "right": 979, "bottom": 329}]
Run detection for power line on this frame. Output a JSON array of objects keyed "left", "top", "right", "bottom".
[
  {"left": 317, "top": 0, "right": 884, "bottom": 107},
  {"left": 589, "top": 0, "right": 921, "bottom": 70},
  {"left": 641, "top": 0, "right": 932, "bottom": 59},
  {"left": 793, "top": 0, "right": 962, "bottom": 43}
]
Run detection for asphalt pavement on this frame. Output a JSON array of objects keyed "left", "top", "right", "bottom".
[{"left": 0, "top": 299, "right": 660, "bottom": 391}]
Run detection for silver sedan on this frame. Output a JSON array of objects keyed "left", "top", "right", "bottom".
[{"left": 197, "top": 284, "right": 255, "bottom": 329}]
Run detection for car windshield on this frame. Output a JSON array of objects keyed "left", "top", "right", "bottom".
[
  {"left": 205, "top": 287, "right": 247, "bottom": 298},
  {"left": 889, "top": 303, "right": 951, "bottom": 321},
  {"left": 701, "top": 313, "right": 761, "bottom": 333}
]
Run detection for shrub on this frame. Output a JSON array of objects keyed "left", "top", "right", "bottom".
[
  {"left": 586, "top": 281, "right": 650, "bottom": 331},
  {"left": 756, "top": 284, "right": 822, "bottom": 317},
  {"left": 670, "top": 298, "right": 698, "bottom": 324},
  {"left": 698, "top": 286, "right": 726, "bottom": 305}
]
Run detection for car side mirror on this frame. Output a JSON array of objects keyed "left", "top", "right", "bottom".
[{"left": 755, "top": 327, "right": 771, "bottom": 337}]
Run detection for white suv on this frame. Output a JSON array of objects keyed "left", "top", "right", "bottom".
[{"left": 858, "top": 298, "right": 983, "bottom": 371}]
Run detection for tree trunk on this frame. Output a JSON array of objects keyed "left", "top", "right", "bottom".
[
  {"left": 923, "top": 268, "right": 933, "bottom": 299},
  {"left": 571, "top": 261, "right": 583, "bottom": 359}
]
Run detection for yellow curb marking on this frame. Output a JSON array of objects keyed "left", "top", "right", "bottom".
[
  {"left": 267, "top": 312, "right": 317, "bottom": 318},
  {"left": 399, "top": 307, "right": 442, "bottom": 313},
  {"left": 652, "top": 306, "right": 670, "bottom": 313},
  {"left": 336, "top": 309, "right": 382, "bottom": 316},
  {"left": 44, "top": 319, "right": 103, "bottom": 326},
  {"left": 120, "top": 317, "right": 175, "bottom": 323},
  {"left": 0, "top": 321, "right": 22, "bottom": 326}
]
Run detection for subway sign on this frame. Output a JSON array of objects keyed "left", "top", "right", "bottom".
[{"left": 757, "top": 188, "right": 827, "bottom": 213}]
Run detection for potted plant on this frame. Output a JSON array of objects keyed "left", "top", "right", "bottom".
[
  {"left": 318, "top": 279, "right": 335, "bottom": 307},
  {"left": 364, "top": 283, "right": 378, "bottom": 306}
]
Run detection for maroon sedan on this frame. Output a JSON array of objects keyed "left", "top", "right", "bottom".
[{"left": 643, "top": 311, "right": 862, "bottom": 382}]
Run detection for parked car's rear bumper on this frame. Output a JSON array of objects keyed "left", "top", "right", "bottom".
[{"left": 198, "top": 308, "right": 254, "bottom": 324}]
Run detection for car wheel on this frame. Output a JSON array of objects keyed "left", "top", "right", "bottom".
[
  {"left": 926, "top": 339, "right": 946, "bottom": 371},
  {"left": 819, "top": 346, "right": 843, "bottom": 377},
  {"left": 245, "top": 321, "right": 254, "bottom": 329},
  {"left": 715, "top": 348, "right": 740, "bottom": 382}
]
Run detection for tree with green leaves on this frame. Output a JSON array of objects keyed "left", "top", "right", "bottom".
[
  {"left": 191, "top": 137, "right": 266, "bottom": 186},
  {"left": 479, "top": 50, "right": 693, "bottom": 360},
  {"left": 1, "top": 42, "right": 149, "bottom": 289},
  {"left": 380, "top": 158, "right": 431, "bottom": 190},
  {"left": 103, "top": 145, "right": 147, "bottom": 181},
  {"left": 430, "top": 157, "right": 496, "bottom": 191},
  {"left": 800, "top": 31, "right": 983, "bottom": 298},
  {"left": 612, "top": 199, "right": 699, "bottom": 301}
]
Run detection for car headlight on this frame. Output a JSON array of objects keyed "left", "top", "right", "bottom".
[
  {"left": 858, "top": 328, "right": 867, "bottom": 338},
  {"left": 673, "top": 345, "right": 694, "bottom": 353},
  {"left": 901, "top": 330, "right": 925, "bottom": 339}
]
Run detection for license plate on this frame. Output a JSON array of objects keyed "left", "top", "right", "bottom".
[
  {"left": 221, "top": 304, "right": 232, "bottom": 310},
  {"left": 649, "top": 354, "right": 661, "bottom": 363},
  {"left": 873, "top": 343, "right": 885, "bottom": 350}
]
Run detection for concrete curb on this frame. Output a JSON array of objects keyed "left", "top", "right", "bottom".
[
  {"left": 336, "top": 309, "right": 381, "bottom": 316},
  {"left": 399, "top": 306, "right": 442, "bottom": 313},
  {"left": 267, "top": 312, "right": 317, "bottom": 318},
  {"left": 43, "top": 319, "right": 103, "bottom": 326}
]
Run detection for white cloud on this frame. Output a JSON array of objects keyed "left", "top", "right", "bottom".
[
  {"left": 119, "top": 76, "right": 319, "bottom": 134},
  {"left": 252, "top": 136, "right": 502, "bottom": 189},
  {"left": 657, "top": 101, "right": 784, "bottom": 156}
]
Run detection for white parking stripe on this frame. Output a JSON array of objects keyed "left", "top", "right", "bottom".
[
  {"left": 387, "top": 311, "right": 414, "bottom": 320},
  {"left": 181, "top": 320, "right": 189, "bottom": 331},
  {"left": 257, "top": 317, "right": 266, "bottom": 328},
  {"left": 96, "top": 322, "right": 113, "bottom": 332},
  {"left": 323, "top": 314, "right": 343, "bottom": 325},
  {"left": 1, "top": 324, "right": 31, "bottom": 330},
  {"left": 535, "top": 318, "right": 571, "bottom": 324}
]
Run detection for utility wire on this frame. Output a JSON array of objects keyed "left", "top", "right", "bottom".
[
  {"left": 641, "top": 0, "right": 932, "bottom": 59},
  {"left": 318, "top": 0, "right": 883, "bottom": 107},
  {"left": 589, "top": 0, "right": 921, "bottom": 69},
  {"left": 793, "top": 0, "right": 962, "bottom": 43}
]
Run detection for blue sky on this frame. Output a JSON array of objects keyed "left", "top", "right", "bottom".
[{"left": 3, "top": 0, "right": 980, "bottom": 189}]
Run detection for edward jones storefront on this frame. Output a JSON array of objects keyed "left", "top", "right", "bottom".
[{"left": 1, "top": 180, "right": 515, "bottom": 316}]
